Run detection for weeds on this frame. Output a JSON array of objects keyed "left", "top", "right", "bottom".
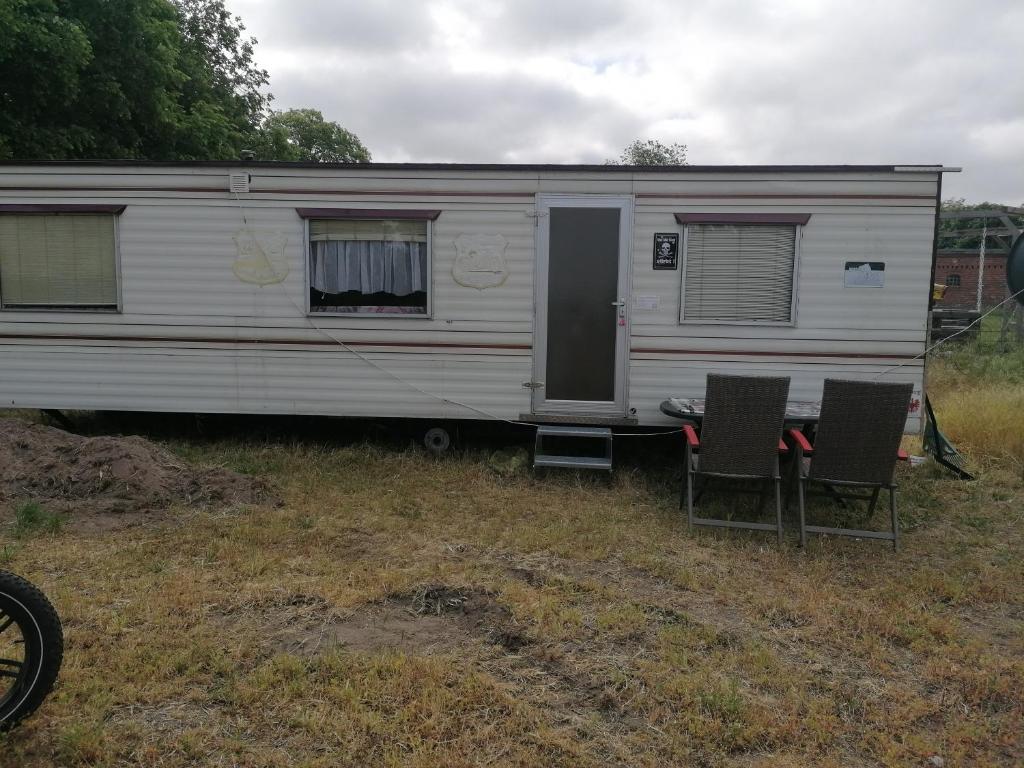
[{"left": 11, "top": 500, "right": 63, "bottom": 538}]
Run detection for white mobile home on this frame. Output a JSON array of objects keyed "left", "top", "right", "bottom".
[{"left": 0, "top": 162, "right": 947, "bottom": 432}]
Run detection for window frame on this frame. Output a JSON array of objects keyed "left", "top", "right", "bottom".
[
  {"left": 0, "top": 204, "right": 125, "bottom": 314},
  {"left": 675, "top": 213, "right": 808, "bottom": 327},
  {"left": 298, "top": 208, "right": 438, "bottom": 319},
  {"left": 945, "top": 273, "right": 961, "bottom": 287}
]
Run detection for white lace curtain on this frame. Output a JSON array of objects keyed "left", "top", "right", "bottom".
[{"left": 310, "top": 240, "right": 428, "bottom": 296}]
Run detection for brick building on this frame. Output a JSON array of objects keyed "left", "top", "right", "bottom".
[{"left": 934, "top": 252, "right": 1007, "bottom": 308}]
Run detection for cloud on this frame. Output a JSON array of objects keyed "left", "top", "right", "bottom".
[
  {"left": 273, "top": 66, "right": 644, "bottom": 163},
  {"left": 231, "top": 0, "right": 433, "bottom": 51},
  {"left": 229, "top": 0, "right": 1024, "bottom": 203}
]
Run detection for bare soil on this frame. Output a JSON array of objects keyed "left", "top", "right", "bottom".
[
  {"left": 222, "top": 584, "right": 531, "bottom": 657},
  {"left": 0, "top": 417, "right": 274, "bottom": 521}
]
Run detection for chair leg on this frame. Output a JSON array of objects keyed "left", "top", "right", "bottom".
[
  {"left": 679, "top": 466, "right": 687, "bottom": 510},
  {"left": 686, "top": 471, "right": 695, "bottom": 532},
  {"left": 866, "top": 486, "right": 881, "bottom": 518},
  {"left": 774, "top": 477, "right": 783, "bottom": 544},
  {"left": 756, "top": 479, "right": 769, "bottom": 516},
  {"left": 890, "top": 487, "right": 899, "bottom": 553},
  {"left": 797, "top": 476, "right": 807, "bottom": 548},
  {"left": 784, "top": 459, "right": 797, "bottom": 513}
]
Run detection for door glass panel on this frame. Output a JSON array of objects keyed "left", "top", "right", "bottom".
[{"left": 545, "top": 207, "right": 619, "bottom": 401}]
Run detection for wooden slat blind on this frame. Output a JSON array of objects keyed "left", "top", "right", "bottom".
[
  {"left": 0, "top": 214, "right": 117, "bottom": 307},
  {"left": 682, "top": 224, "right": 797, "bottom": 323}
]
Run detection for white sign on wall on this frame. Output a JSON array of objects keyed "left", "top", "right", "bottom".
[{"left": 844, "top": 261, "right": 885, "bottom": 288}]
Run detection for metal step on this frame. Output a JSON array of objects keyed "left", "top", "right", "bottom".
[
  {"left": 533, "top": 424, "right": 613, "bottom": 471},
  {"left": 533, "top": 455, "right": 613, "bottom": 470}
]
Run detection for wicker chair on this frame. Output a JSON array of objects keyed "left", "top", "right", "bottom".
[
  {"left": 787, "top": 379, "right": 912, "bottom": 551},
  {"left": 682, "top": 374, "right": 790, "bottom": 542}
]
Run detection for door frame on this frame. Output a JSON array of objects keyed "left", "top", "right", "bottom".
[{"left": 532, "top": 193, "right": 633, "bottom": 416}]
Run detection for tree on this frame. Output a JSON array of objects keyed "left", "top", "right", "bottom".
[
  {"left": 0, "top": 0, "right": 369, "bottom": 162},
  {"left": 253, "top": 109, "right": 371, "bottom": 163},
  {"left": 173, "top": 0, "right": 272, "bottom": 158},
  {"left": 939, "top": 198, "right": 1023, "bottom": 250},
  {"left": 0, "top": 0, "right": 92, "bottom": 158},
  {"left": 608, "top": 139, "right": 687, "bottom": 166},
  {"left": 64, "top": 0, "right": 193, "bottom": 159}
]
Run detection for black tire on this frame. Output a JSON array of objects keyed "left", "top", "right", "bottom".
[
  {"left": 423, "top": 426, "right": 452, "bottom": 455},
  {"left": 0, "top": 570, "right": 63, "bottom": 731}
]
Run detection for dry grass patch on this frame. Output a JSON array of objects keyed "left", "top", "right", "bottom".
[{"left": 1, "top": 352, "right": 1022, "bottom": 766}]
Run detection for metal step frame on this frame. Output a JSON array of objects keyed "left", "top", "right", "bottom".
[{"left": 533, "top": 424, "right": 613, "bottom": 471}]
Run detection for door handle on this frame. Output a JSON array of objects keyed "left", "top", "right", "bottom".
[{"left": 611, "top": 298, "right": 626, "bottom": 318}]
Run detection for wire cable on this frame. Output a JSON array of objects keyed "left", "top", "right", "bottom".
[{"left": 872, "top": 288, "right": 1024, "bottom": 380}]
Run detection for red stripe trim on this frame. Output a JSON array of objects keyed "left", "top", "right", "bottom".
[
  {"left": 0, "top": 332, "right": 529, "bottom": 350},
  {"left": 296, "top": 208, "right": 441, "bottom": 220},
  {"left": 0, "top": 203, "right": 126, "bottom": 214},
  {"left": 0, "top": 186, "right": 535, "bottom": 198},
  {"left": 0, "top": 186, "right": 935, "bottom": 201},
  {"left": 0, "top": 332, "right": 920, "bottom": 360},
  {"left": 631, "top": 347, "right": 917, "bottom": 360},
  {"left": 675, "top": 212, "right": 811, "bottom": 225},
  {"left": 640, "top": 193, "right": 934, "bottom": 200}
]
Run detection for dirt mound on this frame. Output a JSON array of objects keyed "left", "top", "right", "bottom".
[{"left": 0, "top": 418, "right": 273, "bottom": 517}]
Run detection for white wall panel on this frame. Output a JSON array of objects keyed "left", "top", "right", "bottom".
[{"left": 0, "top": 163, "right": 938, "bottom": 430}]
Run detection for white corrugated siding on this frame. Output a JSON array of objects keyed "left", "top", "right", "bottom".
[{"left": 0, "top": 165, "right": 938, "bottom": 427}]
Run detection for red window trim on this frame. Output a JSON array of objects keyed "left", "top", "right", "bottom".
[
  {"left": 296, "top": 208, "right": 441, "bottom": 221},
  {"left": 0, "top": 204, "right": 126, "bottom": 215},
  {"left": 674, "top": 213, "right": 811, "bottom": 225}
]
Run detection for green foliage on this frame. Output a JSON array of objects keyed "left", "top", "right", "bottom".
[
  {"left": 252, "top": 109, "right": 371, "bottom": 163},
  {"left": 12, "top": 501, "right": 64, "bottom": 538},
  {"left": 939, "top": 198, "right": 1023, "bottom": 251},
  {"left": 609, "top": 138, "right": 687, "bottom": 166},
  {"left": 0, "top": 0, "right": 93, "bottom": 158},
  {"left": 174, "top": 0, "right": 271, "bottom": 158},
  {"left": 0, "top": 0, "right": 369, "bottom": 162}
]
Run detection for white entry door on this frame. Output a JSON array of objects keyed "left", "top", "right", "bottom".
[{"left": 533, "top": 195, "right": 632, "bottom": 416}]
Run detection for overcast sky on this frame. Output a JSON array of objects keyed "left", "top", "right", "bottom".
[{"left": 230, "top": 0, "right": 1022, "bottom": 204}]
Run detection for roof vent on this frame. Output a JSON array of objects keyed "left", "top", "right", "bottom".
[{"left": 229, "top": 172, "right": 250, "bottom": 194}]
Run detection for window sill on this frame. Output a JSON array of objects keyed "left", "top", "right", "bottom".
[
  {"left": 308, "top": 311, "right": 431, "bottom": 319},
  {"left": 678, "top": 319, "right": 796, "bottom": 327}
]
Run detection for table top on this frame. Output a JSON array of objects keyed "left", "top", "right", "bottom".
[{"left": 660, "top": 397, "right": 822, "bottom": 423}]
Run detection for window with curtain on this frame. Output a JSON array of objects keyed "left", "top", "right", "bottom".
[
  {"left": 0, "top": 214, "right": 118, "bottom": 310},
  {"left": 680, "top": 223, "right": 798, "bottom": 323},
  {"left": 308, "top": 218, "right": 429, "bottom": 315}
]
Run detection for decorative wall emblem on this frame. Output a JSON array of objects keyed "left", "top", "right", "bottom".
[
  {"left": 452, "top": 234, "right": 509, "bottom": 289},
  {"left": 232, "top": 228, "right": 289, "bottom": 285}
]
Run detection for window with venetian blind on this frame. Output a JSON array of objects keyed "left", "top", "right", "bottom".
[
  {"left": 0, "top": 212, "right": 119, "bottom": 309},
  {"left": 676, "top": 215, "right": 807, "bottom": 324}
]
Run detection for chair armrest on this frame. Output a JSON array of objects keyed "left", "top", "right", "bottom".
[
  {"left": 778, "top": 439, "right": 788, "bottom": 454},
  {"left": 787, "top": 428, "right": 813, "bottom": 454},
  {"left": 897, "top": 448, "right": 909, "bottom": 461},
  {"left": 683, "top": 424, "right": 699, "bottom": 449}
]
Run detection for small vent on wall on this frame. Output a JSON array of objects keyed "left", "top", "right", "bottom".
[{"left": 228, "top": 173, "right": 251, "bottom": 194}]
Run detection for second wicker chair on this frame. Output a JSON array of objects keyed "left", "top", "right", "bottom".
[{"left": 787, "top": 379, "right": 913, "bottom": 551}]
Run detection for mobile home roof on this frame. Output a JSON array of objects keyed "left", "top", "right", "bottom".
[{"left": 0, "top": 161, "right": 955, "bottom": 173}]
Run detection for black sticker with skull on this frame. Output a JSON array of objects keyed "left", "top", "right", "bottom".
[{"left": 653, "top": 233, "right": 679, "bottom": 270}]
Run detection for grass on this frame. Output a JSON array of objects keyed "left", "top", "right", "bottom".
[
  {"left": 1, "top": 346, "right": 1022, "bottom": 767},
  {"left": 10, "top": 501, "right": 64, "bottom": 539},
  {"left": 928, "top": 330, "right": 1024, "bottom": 470}
]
